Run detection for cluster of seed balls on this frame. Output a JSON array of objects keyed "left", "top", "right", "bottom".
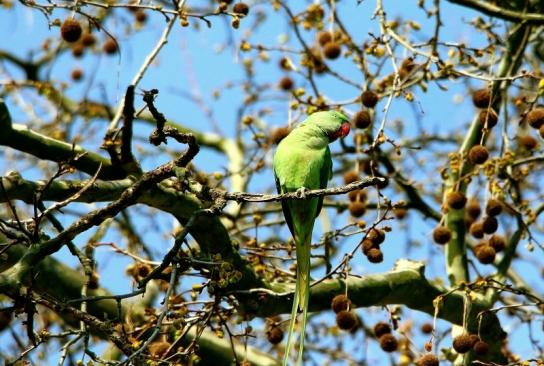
[
  {"left": 433, "top": 194, "right": 506, "bottom": 264},
  {"left": 330, "top": 294, "right": 360, "bottom": 332},
  {"left": 451, "top": 333, "right": 490, "bottom": 357},
  {"left": 361, "top": 228, "right": 386, "bottom": 263}
]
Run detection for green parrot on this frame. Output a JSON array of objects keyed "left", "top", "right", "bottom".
[{"left": 273, "top": 110, "right": 350, "bottom": 366}]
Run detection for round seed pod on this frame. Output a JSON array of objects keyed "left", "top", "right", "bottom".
[
  {"left": 489, "top": 234, "right": 506, "bottom": 252},
  {"left": 475, "top": 244, "right": 496, "bottom": 264},
  {"left": 421, "top": 323, "right": 433, "bottom": 334},
  {"left": 267, "top": 326, "right": 284, "bottom": 344},
  {"left": 485, "top": 199, "right": 503, "bottom": 216},
  {"left": 453, "top": 334, "right": 473, "bottom": 354},
  {"left": 323, "top": 42, "right": 341, "bottom": 59},
  {"left": 466, "top": 200, "right": 481, "bottom": 219},
  {"left": 134, "top": 9, "right": 147, "bottom": 23},
  {"left": 81, "top": 33, "right": 96, "bottom": 47},
  {"left": 233, "top": 2, "right": 249, "bottom": 15},
  {"left": 331, "top": 294, "right": 351, "bottom": 313},
  {"left": 482, "top": 216, "right": 498, "bottom": 234},
  {"left": 279, "top": 76, "right": 294, "bottom": 91},
  {"left": 348, "top": 189, "right": 366, "bottom": 202},
  {"left": 526, "top": 108, "right": 544, "bottom": 129},
  {"left": 336, "top": 310, "right": 357, "bottom": 330},
  {"left": 366, "top": 247, "right": 383, "bottom": 263},
  {"left": 394, "top": 207, "right": 407, "bottom": 219},
  {"left": 469, "top": 222, "right": 484, "bottom": 239},
  {"left": 473, "top": 340, "right": 489, "bottom": 356},
  {"left": 349, "top": 201, "right": 366, "bottom": 217},
  {"left": 317, "top": 31, "right": 332, "bottom": 46},
  {"left": 361, "top": 239, "right": 377, "bottom": 255},
  {"left": 447, "top": 191, "right": 467, "bottom": 210},
  {"left": 367, "top": 228, "right": 385, "bottom": 245},
  {"left": 519, "top": 135, "right": 538, "bottom": 150},
  {"left": 373, "top": 322, "right": 392, "bottom": 338},
  {"left": 353, "top": 110, "right": 371, "bottom": 129},
  {"left": 71, "top": 68, "right": 83, "bottom": 81},
  {"left": 472, "top": 88, "right": 491, "bottom": 108},
  {"left": 468, "top": 334, "right": 480, "bottom": 347},
  {"left": 379, "top": 333, "right": 398, "bottom": 352},
  {"left": 432, "top": 226, "right": 451, "bottom": 245},
  {"left": 271, "top": 126, "right": 290, "bottom": 145},
  {"left": 479, "top": 108, "right": 498, "bottom": 128},
  {"left": 103, "top": 39, "right": 118, "bottom": 55},
  {"left": 72, "top": 44, "right": 84, "bottom": 58},
  {"left": 361, "top": 90, "right": 379, "bottom": 108},
  {"left": 418, "top": 354, "right": 439, "bottom": 366},
  {"left": 469, "top": 145, "right": 489, "bottom": 164},
  {"left": 344, "top": 171, "right": 360, "bottom": 184},
  {"left": 61, "top": 18, "right": 82, "bottom": 43}
]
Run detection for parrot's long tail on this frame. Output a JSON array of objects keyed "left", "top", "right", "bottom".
[{"left": 282, "top": 235, "right": 311, "bottom": 366}]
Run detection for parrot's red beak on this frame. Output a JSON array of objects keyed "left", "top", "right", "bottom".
[{"left": 330, "top": 122, "right": 351, "bottom": 141}]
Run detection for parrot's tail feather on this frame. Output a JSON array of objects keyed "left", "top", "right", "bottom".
[
  {"left": 282, "top": 287, "right": 300, "bottom": 366},
  {"left": 282, "top": 234, "right": 311, "bottom": 366}
]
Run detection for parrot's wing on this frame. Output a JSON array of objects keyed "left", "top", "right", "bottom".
[
  {"left": 315, "top": 146, "right": 332, "bottom": 218},
  {"left": 274, "top": 168, "right": 295, "bottom": 236}
]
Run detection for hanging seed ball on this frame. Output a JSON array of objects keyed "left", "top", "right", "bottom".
[
  {"left": 72, "top": 44, "right": 84, "bottom": 58},
  {"left": 475, "top": 244, "right": 496, "bottom": 264},
  {"left": 432, "top": 226, "right": 451, "bottom": 245},
  {"left": 267, "top": 326, "right": 284, "bottom": 344},
  {"left": 473, "top": 340, "right": 489, "bottom": 356},
  {"left": 379, "top": 334, "right": 398, "bottom": 352},
  {"left": 349, "top": 201, "right": 366, "bottom": 217},
  {"left": 472, "top": 88, "right": 491, "bottom": 108},
  {"left": 134, "top": 9, "right": 147, "bottom": 23},
  {"left": 336, "top": 310, "right": 357, "bottom": 330},
  {"left": 418, "top": 354, "right": 439, "bottom": 366},
  {"left": 482, "top": 216, "right": 498, "bottom": 234},
  {"left": 526, "top": 108, "right": 544, "bottom": 129},
  {"left": 353, "top": 110, "right": 371, "bottom": 129},
  {"left": 233, "top": 2, "right": 249, "bottom": 15},
  {"left": 539, "top": 125, "right": 544, "bottom": 139},
  {"left": 447, "top": 191, "right": 467, "bottom": 210},
  {"left": 489, "top": 234, "right": 506, "bottom": 252},
  {"left": 103, "top": 39, "right": 118, "bottom": 55},
  {"left": 71, "top": 68, "right": 83, "bottom": 81},
  {"left": 394, "top": 207, "right": 407, "bottom": 219},
  {"left": 323, "top": 42, "right": 341, "bottom": 59},
  {"left": 368, "top": 228, "right": 385, "bottom": 245},
  {"left": 317, "top": 31, "right": 332, "bottom": 46},
  {"left": 331, "top": 294, "right": 351, "bottom": 313},
  {"left": 485, "top": 199, "right": 503, "bottom": 216},
  {"left": 479, "top": 108, "right": 498, "bottom": 128},
  {"left": 361, "top": 239, "right": 377, "bottom": 255},
  {"left": 468, "top": 334, "right": 480, "bottom": 347},
  {"left": 469, "top": 222, "right": 485, "bottom": 239},
  {"left": 279, "top": 76, "right": 294, "bottom": 91},
  {"left": 361, "top": 90, "right": 379, "bottom": 108},
  {"left": 421, "top": 323, "right": 433, "bottom": 334},
  {"left": 519, "top": 135, "right": 538, "bottom": 150},
  {"left": 373, "top": 322, "right": 392, "bottom": 338},
  {"left": 61, "top": 18, "right": 82, "bottom": 43},
  {"left": 452, "top": 334, "right": 473, "bottom": 354},
  {"left": 348, "top": 189, "right": 366, "bottom": 202},
  {"left": 81, "top": 33, "right": 96, "bottom": 47},
  {"left": 344, "top": 171, "right": 360, "bottom": 184},
  {"left": 466, "top": 200, "right": 481, "bottom": 219},
  {"left": 366, "top": 247, "right": 384, "bottom": 263},
  {"left": 468, "top": 145, "right": 489, "bottom": 164},
  {"left": 271, "top": 126, "right": 290, "bottom": 145}
]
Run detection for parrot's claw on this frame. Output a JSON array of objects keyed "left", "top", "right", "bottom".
[{"left": 295, "top": 187, "right": 308, "bottom": 199}]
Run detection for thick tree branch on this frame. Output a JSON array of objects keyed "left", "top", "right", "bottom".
[{"left": 448, "top": 0, "right": 544, "bottom": 24}]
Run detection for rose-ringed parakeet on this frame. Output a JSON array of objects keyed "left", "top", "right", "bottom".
[{"left": 273, "top": 111, "right": 350, "bottom": 365}]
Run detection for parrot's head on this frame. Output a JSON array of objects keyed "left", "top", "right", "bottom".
[{"left": 306, "top": 110, "right": 351, "bottom": 142}]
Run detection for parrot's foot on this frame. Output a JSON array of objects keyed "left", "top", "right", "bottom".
[{"left": 295, "top": 187, "right": 308, "bottom": 199}]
